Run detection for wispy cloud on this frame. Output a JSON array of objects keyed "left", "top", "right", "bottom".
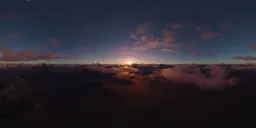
[
  {"left": 171, "top": 24, "right": 183, "bottom": 29},
  {"left": 0, "top": 46, "right": 71, "bottom": 61},
  {"left": 9, "top": 33, "right": 23, "bottom": 39},
  {"left": 201, "top": 32, "right": 222, "bottom": 40},
  {"left": 221, "top": 23, "right": 231, "bottom": 30},
  {"left": 48, "top": 38, "right": 61, "bottom": 46},
  {"left": 247, "top": 44, "right": 256, "bottom": 51},
  {"left": 189, "top": 52, "right": 216, "bottom": 56},
  {"left": 161, "top": 48, "right": 180, "bottom": 53},
  {"left": 232, "top": 56, "right": 256, "bottom": 61}
]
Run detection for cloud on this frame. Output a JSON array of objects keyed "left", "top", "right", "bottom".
[
  {"left": 0, "top": 46, "right": 68, "bottom": 61},
  {"left": 135, "top": 24, "right": 148, "bottom": 35},
  {"left": 189, "top": 52, "right": 216, "bottom": 56},
  {"left": 171, "top": 24, "right": 183, "bottom": 29},
  {"left": 194, "top": 26, "right": 203, "bottom": 32},
  {"left": 74, "top": 47, "right": 87, "bottom": 51},
  {"left": 161, "top": 48, "right": 180, "bottom": 53},
  {"left": 160, "top": 65, "right": 239, "bottom": 89},
  {"left": 163, "top": 30, "right": 175, "bottom": 43},
  {"left": 48, "top": 38, "right": 60, "bottom": 46},
  {"left": 162, "top": 43, "right": 181, "bottom": 47},
  {"left": 221, "top": 23, "right": 231, "bottom": 30},
  {"left": 201, "top": 32, "right": 222, "bottom": 40},
  {"left": 9, "top": 33, "right": 23, "bottom": 39},
  {"left": 232, "top": 56, "right": 256, "bottom": 61},
  {"left": 247, "top": 44, "right": 256, "bottom": 51},
  {"left": 143, "top": 41, "right": 161, "bottom": 49}
]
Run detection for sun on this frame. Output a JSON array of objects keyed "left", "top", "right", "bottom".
[{"left": 127, "top": 61, "right": 132, "bottom": 65}]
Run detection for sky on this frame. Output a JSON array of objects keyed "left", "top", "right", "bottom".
[{"left": 0, "top": 0, "right": 256, "bottom": 64}]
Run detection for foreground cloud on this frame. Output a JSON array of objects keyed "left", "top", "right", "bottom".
[
  {"left": 160, "top": 65, "right": 239, "bottom": 89},
  {"left": 232, "top": 56, "right": 256, "bottom": 61}
]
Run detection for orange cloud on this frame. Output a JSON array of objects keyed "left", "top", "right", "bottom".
[
  {"left": 247, "top": 44, "right": 256, "bottom": 51},
  {"left": 163, "top": 30, "right": 175, "bottom": 43},
  {"left": 0, "top": 46, "right": 69, "bottom": 61},
  {"left": 162, "top": 43, "right": 181, "bottom": 47},
  {"left": 135, "top": 24, "right": 148, "bottom": 35},
  {"left": 161, "top": 49, "right": 180, "bottom": 53},
  {"left": 201, "top": 32, "right": 222, "bottom": 40},
  {"left": 143, "top": 41, "right": 161, "bottom": 48}
]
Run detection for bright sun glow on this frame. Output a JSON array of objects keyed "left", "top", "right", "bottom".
[{"left": 127, "top": 61, "right": 132, "bottom": 65}]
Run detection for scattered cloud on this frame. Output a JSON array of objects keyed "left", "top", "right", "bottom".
[
  {"left": 0, "top": 46, "right": 72, "bottom": 61},
  {"left": 221, "top": 23, "right": 231, "bottom": 30},
  {"left": 247, "top": 44, "right": 256, "bottom": 51},
  {"left": 194, "top": 26, "right": 203, "bottom": 32},
  {"left": 9, "top": 33, "right": 23, "bottom": 39},
  {"left": 161, "top": 48, "right": 180, "bottom": 53},
  {"left": 162, "top": 43, "right": 181, "bottom": 47},
  {"left": 232, "top": 56, "right": 256, "bottom": 61},
  {"left": 48, "top": 38, "right": 60, "bottom": 46},
  {"left": 143, "top": 41, "right": 161, "bottom": 49},
  {"left": 135, "top": 24, "right": 148, "bottom": 35},
  {"left": 171, "top": 24, "right": 183, "bottom": 29},
  {"left": 189, "top": 52, "right": 216, "bottom": 56},
  {"left": 74, "top": 47, "right": 87, "bottom": 51},
  {"left": 163, "top": 30, "right": 175, "bottom": 43},
  {"left": 201, "top": 32, "right": 222, "bottom": 40}
]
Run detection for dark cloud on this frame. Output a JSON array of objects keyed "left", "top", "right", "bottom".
[{"left": 232, "top": 56, "right": 256, "bottom": 61}]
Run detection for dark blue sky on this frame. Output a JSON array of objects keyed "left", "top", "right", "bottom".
[{"left": 0, "top": 0, "right": 256, "bottom": 64}]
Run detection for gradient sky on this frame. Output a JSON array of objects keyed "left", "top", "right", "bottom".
[{"left": 0, "top": 0, "right": 256, "bottom": 64}]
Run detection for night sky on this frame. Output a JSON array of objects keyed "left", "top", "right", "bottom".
[{"left": 0, "top": 0, "right": 256, "bottom": 64}]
